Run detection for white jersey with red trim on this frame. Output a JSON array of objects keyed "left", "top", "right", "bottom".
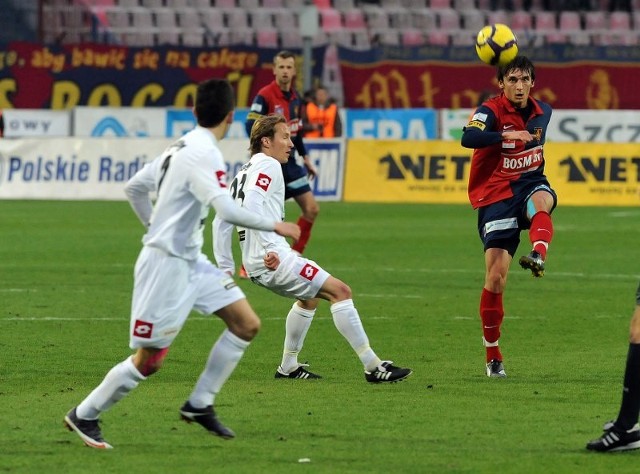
[
  {"left": 215, "top": 152, "right": 291, "bottom": 276},
  {"left": 125, "top": 126, "right": 229, "bottom": 261}
]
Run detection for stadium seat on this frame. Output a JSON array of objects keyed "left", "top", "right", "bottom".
[
  {"left": 558, "top": 11, "right": 581, "bottom": 33},
  {"left": 167, "top": 0, "right": 191, "bottom": 7},
  {"left": 176, "top": 9, "right": 202, "bottom": 29},
  {"left": 609, "top": 11, "right": 631, "bottom": 30},
  {"left": 401, "top": 0, "right": 427, "bottom": 6},
  {"left": 313, "top": 0, "right": 332, "bottom": 9},
  {"left": 437, "top": 9, "right": 460, "bottom": 30},
  {"left": 567, "top": 31, "right": 591, "bottom": 46},
  {"left": 213, "top": 0, "right": 236, "bottom": 6},
  {"left": 262, "top": 0, "right": 284, "bottom": 7},
  {"left": 156, "top": 29, "right": 180, "bottom": 45},
  {"left": 544, "top": 32, "right": 566, "bottom": 45},
  {"left": 351, "top": 30, "right": 371, "bottom": 49},
  {"left": 364, "top": 8, "right": 390, "bottom": 30},
  {"left": 238, "top": 0, "right": 260, "bottom": 9},
  {"left": 200, "top": 9, "right": 225, "bottom": 29},
  {"left": 510, "top": 11, "right": 532, "bottom": 32},
  {"left": 333, "top": 0, "right": 356, "bottom": 10},
  {"left": 327, "top": 29, "right": 351, "bottom": 47},
  {"left": 230, "top": 27, "right": 254, "bottom": 45},
  {"left": 533, "top": 11, "right": 556, "bottom": 33},
  {"left": 401, "top": 28, "right": 426, "bottom": 46},
  {"left": 216, "top": 28, "right": 232, "bottom": 46},
  {"left": 485, "top": 10, "right": 508, "bottom": 26},
  {"left": 343, "top": 9, "right": 366, "bottom": 29},
  {"left": 388, "top": 7, "right": 413, "bottom": 29},
  {"left": 284, "top": 0, "right": 305, "bottom": 7},
  {"left": 116, "top": 0, "right": 139, "bottom": 7},
  {"left": 190, "top": 0, "right": 213, "bottom": 7},
  {"left": 312, "top": 29, "right": 329, "bottom": 46},
  {"left": 452, "top": 0, "right": 476, "bottom": 8},
  {"left": 450, "top": 30, "right": 474, "bottom": 46},
  {"left": 181, "top": 29, "right": 207, "bottom": 47},
  {"left": 272, "top": 9, "right": 297, "bottom": 30},
  {"left": 319, "top": 8, "right": 343, "bottom": 32},
  {"left": 153, "top": 8, "right": 178, "bottom": 28},
  {"left": 584, "top": 11, "right": 606, "bottom": 33},
  {"left": 426, "top": 31, "right": 450, "bottom": 45},
  {"left": 280, "top": 30, "right": 303, "bottom": 48},
  {"left": 460, "top": 9, "right": 485, "bottom": 32},
  {"left": 256, "top": 28, "right": 279, "bottom": 48},
  {"left": 429, "top": 0, "right": 451, "bottom": 9},
  {"left": 130, "top": 8, "right": 154, "bottom": 28},
  {"left": 141, "top": 0, "right": 166, "bottom": 7},
  {"left": 410, "top": 8, "right": 436, "bottom": 30},
  {"left": 105, "top": 7, "right": 130, "bottom": 29},
  {"left": 371, "top": 28, "right": 400, "bottom": 46},
  {"left": 224, "top": 8, "right": 249, "bottom": 28},
  {"left": 249, "top": 10, "right": 274, "bottom": 28},
  {"left": 126, "top": 31, "right": 156, "bottom": 47},
  {"left": 595, "top": 31, "right": 638, "bottom": 46}
]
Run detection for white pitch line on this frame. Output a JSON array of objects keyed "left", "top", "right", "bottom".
[
  {"left": 0, "top": 289, "right": 38, "bottom": 292},
  {"left": 358, "top": 293, "right": 423, "bottom": 299},
  {"left": 0, "top": 315, "right": 392, "bottom": 322}
]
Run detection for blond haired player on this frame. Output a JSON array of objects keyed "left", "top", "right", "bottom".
[{"left": 214, "top": 114, "right": 412, "bottom": 383}]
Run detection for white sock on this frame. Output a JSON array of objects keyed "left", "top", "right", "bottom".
[
  {"left": 330, "top": 299, "right": 381, "bottom": 372},
  {"left": 76, "top": 356, "right": 145, "bottom": 420},
  {"left": 188, "top": 329, "right": 250, "bottom": 409},
  {"left": 280, "top": 303, "right": 315, "bottom": 373}
]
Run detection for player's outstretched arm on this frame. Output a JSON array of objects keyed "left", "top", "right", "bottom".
[{"left": 274, "top": 222, "right": 300, "bottom": 241}]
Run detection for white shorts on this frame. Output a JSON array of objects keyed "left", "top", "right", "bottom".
[
  {"left": 251, "top": 251, "right": 330, "bottom": 301},
  {"left": 129, "top": 246, "right": 245, "bottom": 349}
]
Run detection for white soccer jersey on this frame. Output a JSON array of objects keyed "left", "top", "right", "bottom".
[
  {"left": 214, "top": 153, "right": 292, "bottom": 276},
  {"left": 125, "top": 126, "right": 233, "bottom": 261}
]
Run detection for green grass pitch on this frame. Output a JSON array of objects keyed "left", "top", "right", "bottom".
[{"left": 1, "top": 200, "right": 639, "bottom": 473}]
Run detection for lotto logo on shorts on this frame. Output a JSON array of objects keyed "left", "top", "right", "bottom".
[
  {"left": 215, "top": 170, "right": 227, "bottom": 188},
  {"left": 299, "top": 264, "right": 319, "bottom": 281},
  {"left": 133, "top": 319, "right": 153, "bottom": 338},
  {"left": 255, "top": 173, "right": 272, "bottom": 191}
]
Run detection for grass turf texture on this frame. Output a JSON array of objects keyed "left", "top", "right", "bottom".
[{"left": 1, "top": 200, "right": 639, "bottom": 473}]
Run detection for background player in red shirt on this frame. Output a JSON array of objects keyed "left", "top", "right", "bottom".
[
  {"left": 246, "top": 50, "right": 319, "bottom": 261},
  {"left": 461, "top": 56, "right": 557, "bottom": 378}
]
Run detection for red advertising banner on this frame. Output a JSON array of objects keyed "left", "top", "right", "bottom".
[
  {"left": 0, "top": 42, "right": 326, "bottom": 109},
  {"left": 338, "top": 45, "right": 640, "bottom": 110}
]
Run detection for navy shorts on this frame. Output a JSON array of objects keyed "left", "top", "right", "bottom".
[
  {"left": 477, "top": 183, "right": 557, "bottom": 256},
  {"left": 282, "top": 155, "right": 311, "bottom": 200},
  {"left": 636, "top": 282, "right": 640, "bottom": 305}
]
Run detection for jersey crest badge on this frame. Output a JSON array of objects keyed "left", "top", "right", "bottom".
[{"left": 255, "top": 173, "right": 272, "bottom": 191}]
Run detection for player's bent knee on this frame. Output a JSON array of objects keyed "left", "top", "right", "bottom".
[
  {"left": 335, "top": 281, "right": 352, "bottom": 300},
  {"left": 231, "top": 315, "right": 261, "bottom": 341}
]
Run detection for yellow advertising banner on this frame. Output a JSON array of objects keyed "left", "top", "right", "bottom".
[{"left": 344, "top": 140, "right": 640, "bottom": 206}]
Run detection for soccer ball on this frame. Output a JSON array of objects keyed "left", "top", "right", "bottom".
[{"left": 475, "top": 24, "right": 518, "bottom": 66}]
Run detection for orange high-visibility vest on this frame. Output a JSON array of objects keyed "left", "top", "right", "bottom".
[{"left": 305, "top": 102, "right": 338, "bottom": 138}]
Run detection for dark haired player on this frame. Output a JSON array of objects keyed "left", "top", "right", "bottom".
[{"left": 461, "top": 56, "right": 557, "bottom": 378}]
